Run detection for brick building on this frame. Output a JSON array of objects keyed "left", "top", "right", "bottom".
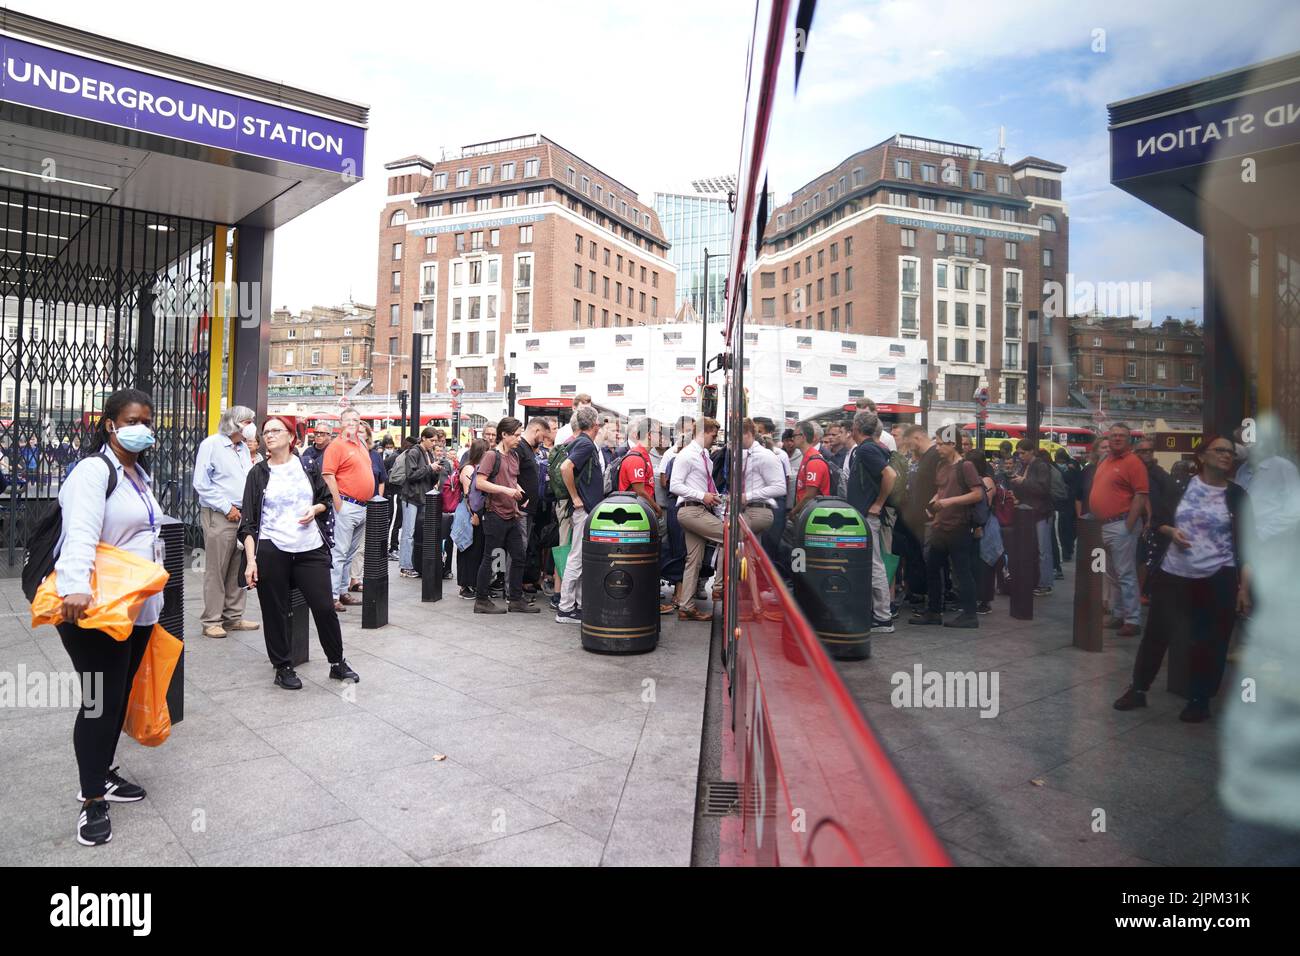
[
  {"left": 751, "top": 134, "right": 1069, "bottom": 407},
  {"left": 268, "top": 302, "right": 375, "bottom": 398},
  {"left": 1069, "top": 314, "right": 1203, "bottom": 418},
  {"left": 376, "top": 134, "right": 676, "bottom": 397}
]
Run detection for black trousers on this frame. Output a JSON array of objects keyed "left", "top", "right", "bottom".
[
  {"left": 926, "top": 527, "right": 977, "bottom": 616},
  {"left": 57, "top": 621, "right": 152, "bottom": 799},
  {"left": 478, "top": 512, "right": 526, "bottom": 600},
  {"left": 457, "top": 520, "right": 484, "bottom": 588},
  {"left": 1049, "top": 511, "right": 1062, "bottom": 571},
  {"left": 388, "top": 492, "right": 402, "bottom": 551},
  {"left": 893, "top": 516, "right": 927, "bottom": 598},
  {"left": 1132, "top": 566, "right": 1238, "bottom": 701},
  {"left": 254, "top": 541, "right": 344, "bottom": 669},
  {"left": 1057, "top": 504, "right": 1076, "bottom": 559}
]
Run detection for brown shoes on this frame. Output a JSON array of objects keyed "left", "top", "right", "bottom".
[
  {"left": 348, "top": 582, "right": 364, "bottom": 593},
  {"left": 202, "top": 625, "right": 227, "bottom": 639},
  {"left": 225, "top": 620, "right": 260, "bottom": 632},
  {"left": 1117, "top": 623, "right": 1141, "bottom": 637},
  {"left": 338, "top": 594, "right": 362, "bottom": 607},
  {"left": 659, "top": 603, "right": 676, "bottom": 615},
  {"left": 678, "top": 607, "right": 711, "bottom": 622}
]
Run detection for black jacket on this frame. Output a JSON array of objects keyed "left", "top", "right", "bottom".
[
  {"left": 1148, "top": 477, "right": 1251, "bottom": 576},
  {"left": 237, "top": 454, "right": 336, "bottom": 555},
  {"left": 400, "top": 445, "right": 443, "bottom": 505},
  {"left": 516, "top": 440, "right": 542, "bottom": 519}
]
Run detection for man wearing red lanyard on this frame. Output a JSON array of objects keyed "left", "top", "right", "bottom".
[{"left": 668, "top": 417, "right": 723, "bottom": 621}]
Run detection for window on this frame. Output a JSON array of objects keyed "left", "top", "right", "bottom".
[
  {"left": 311, "top": 348, "right": 320, "bottom": 366},
  {"left": 1004, "top": 378, "right": 1019, "bottom": 405},
  {"left": 974, "top": 237, "right": 985, "bottom": 257},
  {"left": 476, "top": 198, "right": 491, "bottom": 212},
  {"left": 955, "top": 265, "right": 969, "bottom": 290},
  {"left": 516, "top": 255, "right": 532, "bottom": 289},
  {"left": 1184, "top": 363, "right": 1195, "bottom": 381},
  {"left": 1005, "top": 242, "right": 1018, "bottom": 260},
  {"left": 603, "top": 276, "right": 609, "bottom": 298},
  {"left": 845, "top": 302, "right": 853, "bottom": 327},
  {"left": 452, "top": 299, "right": 462, "bottom": 321},
  {"left": 1126, "top": 360, "right": 1138, "bottom": 378},
  {"left": 573, "top": 264, "right": 582, "bottom": 287},
  {"left": 845, "top": 236, "right": 853, "bottom": 256},
  {"left": 456, "top": 169, "right": 470, "bottom": 187},
  {"left": 936, "top": 262, "right": 948, "bottom": 288},
  {"left": 1042, "top": 248, "right": 1053, "bottom": 268},
  {"left": 955, "top": 302, "right": 968, "bottom": 327},
  {"left": 389, "top": 209, "right": 407, "bottom": 226},
  {"left": 524, "top": 158, "right": 539, "bottom": 177},
  {"left": 589, "top": 270, "right": 596, "bottom": 293},
  {"left": 1005, "top": 307, "right": 1020, "bottom": 338},
  {"left": 973, "top": 203, "right": 990, "bottom": 219},
  {"left": 468, "top": 260, "right": 481, "bottom": 284},
  {"left": 588, "top": 304, "right": 595, "bottom": 326},
  {"left": 392, "top": 242, "right": 402, "bottom": 260},
  {"left": 997, "top": 175, "right": 1010, "bottom": 194},
  {"left": 794, "top": 261, "right": 801, "bottom": 279},
  {"left": 817, "top": 278, "right": 824, "bottom": 301},
  {"left": 976, "top": 340, "right": 986, "bottom": 364},
  {"left": 425, "top": 236, "right": 436, "bottom": 255},
  {"left": 762, "top": 297, "right": 776, "bottom": 318},
  {"left": 918, "top": 196, "right": 936, "bottom": 211},
  {"left": 468, "top": 331, "right": 480, "bottom": 354},
  {"left": 1043, "top": 345, "right": 1053, "bottom": 364},
  {"left": 895, "top": 159, "right": 911, "bottom": 178},
  {"left": 845, "top": 266, "right": 853, "bottom": 291},
  {"left": 1038, "top": 214, "right": 1057, "bottom": 232},
  {"left": 1155, "top": 339, "right": 1166, "bottom": 351},
  {"left": 434, "top": 172, "right": 448, "bottom": 190},
  {"left": 487, "top": 295, "right": 497, "bottom": 319},
  {"left": 937, "top": 232, "right": 946, "bottom": 252},
  {"left": 452, "top": 200, "right": 467, "bottom": 215},
  {"left": 970, "top": 170, "right": 985, "bottom": 189},
  {"left": 478, "top": 165, "right": 492, "bottom": 184},
  {"left": 519, "top": 225, "right": 533, "bottom": 244},
  {"left": 1156, "top": 362, "right": 1167, "bottom": 380},
  {"left": 946, "top": 199, "right": 962, "bottom": 215},
  {"left": 391, "top": 271, "right": 401, "bottom": 292},
  {"left": 890, "top": 191, "right": 909, "bottom": 207},
  {"left": 575, "top": 233, "right": 583, "bottom": 253},
  {"left": 901, "top": 228, "right": 916, "bottom": 247},
  {"left": 1006, "top": 343, "right": 1019, "bottom": 368},
  {"left": 501, "top": 194, "right": 517, "bottom": 208},
  {"left": 937, "top": 338, "right": 947, "bottom": 361},
  {"left": 953, "top": 235, "right": 968, "bottom": 254},
  {"left": 901, "top": 260, "right": 918, "bottom": 293},
  {"left": 516, "top": 292, "right": 531, "bottom": 322},
  {"left": 451, "top": 332, "right": 460, "bottom": 356},
  {"left": 937, "top": 300, "right": 948, "bottom": 325},
  {"left": 976, "top": 268, "right": 987, "bottom": 292},
  {"left": 830, "top": 273, "right": 840, "bottom": 295},
  {"left": 526, "top": 190, "right": 543, "bottom": 205},
  {"left": 572, "top": 299, "right": 581, "bottom": 325},
  {"left": 589, "top": 240, "right": 597, "bottom": 260},
  {"left": 999, "top": 208, "right": 1017, "bottom": 223},
  {"left": 976, "top": 304, "right": 986, "bottom": 328},
  {"left": 1126, "top": 339, "right": 1136, "bottom": 350},
  {"left": 955, "top": 339, "right": 969, "bottom": 363},
  {"left": 1094, "top": 357, "right": 1104, "bottom": 375},
  {"left": 389, "top": 304, "right": 399, "bottom": 325},
  {"left": 471, "top": 231, "right": 483, "bottom": 251},
  {"left": 502, "top": 162, "right": 516, "bottom": 180},
  {"left": 1093, "top": 336, "right": 1103, "bottom": 347},
  {"left": 901, "top": 297, "right": 917, "bottom": 331},
  {"left": 921, "top": 164, "right": 936, "bottom": 183}
]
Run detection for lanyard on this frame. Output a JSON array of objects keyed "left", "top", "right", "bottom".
[{"left": 123, "top": 467, "right": 156, "bottom": 530}]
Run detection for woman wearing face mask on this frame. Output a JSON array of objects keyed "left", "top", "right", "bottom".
[
  {"left": 54, "top": 388, "right": 163, "bottom": 847},
  {"left": 192, "top": 405, "right": 260, "bottom": 639},
  {"left": 239, "top": 416, "right": 358, "bottom": 691},
  {"left": 1114, "top": 436, "right": 1252, "bottom": 722}
]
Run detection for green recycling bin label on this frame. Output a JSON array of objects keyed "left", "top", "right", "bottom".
[
  {"left": 804, "top": 506, "right": 868, "bottom": 549},
  {"left": 589, "top": 504, "right": 652, "bottom": 543}
]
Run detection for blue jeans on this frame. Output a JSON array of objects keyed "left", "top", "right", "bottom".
[
  {"left": 400, "top": 500, "right": 419, "bottom": 570},
  {"left": 330, "top": 500, "right": 367, "bottom": 596},
  {"left": 1035, "top": 518, "right": 1053, "bottom": 588},
  {"left": 1101, "top": 518, "right": 1142, "bottom": 624}
]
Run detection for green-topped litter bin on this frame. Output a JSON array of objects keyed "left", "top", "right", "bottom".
[
  {"left": 581, "top": 492, "right": 660, "bottom": 653},
  {"left": 791, "top": 496, "right": 873, "bottom": 660}
]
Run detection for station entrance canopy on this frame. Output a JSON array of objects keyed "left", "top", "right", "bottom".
[{"left": 0, "top": 10, "right": 367, "bottom": 564}]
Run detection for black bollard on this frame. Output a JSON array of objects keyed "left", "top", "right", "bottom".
[
  {"left": 1009, "top": 505, "right": 1036, "bottom": 620},
  {"left": 159, "top": 517, "right": 185, "bottom": 723},
  {"left": 422, "top": 488, "right": 443, "bottom": 602},
  {"left": 362, "top": 496, "right": 391, "bottom": 629},
  {"left": 288, "top": 587, "right": 310, "bottom": 666},
  {"left": 1072, "top": 517, "right": 1103, "bottom": 652}
]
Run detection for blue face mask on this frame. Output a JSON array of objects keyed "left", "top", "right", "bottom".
[{"left": 113, "top": 423, "right": 155, "bottom": 452}]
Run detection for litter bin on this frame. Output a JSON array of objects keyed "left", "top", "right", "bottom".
[
  {"left": 581, "top": 492, "right": 660, "bottom": 653},
  {"left": 791, "top": 496, "right": 873, "bottom": 660}
]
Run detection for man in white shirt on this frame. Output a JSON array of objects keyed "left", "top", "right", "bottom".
[
  {"left": 669, "top": 416, "right": 722, "bottom": 621},
  {"left": 741, "top": 418, "right": 786, "bottom": 537},
  {"left": 193, "top": 404, "right": 258, "bottom": 638},
  {"left": 553, "top": 393, "right": 593, "bottom": 447}
]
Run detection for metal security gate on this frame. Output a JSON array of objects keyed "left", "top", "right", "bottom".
[{"left": 0, "top": 187, "right": 216, "bottom": 567}]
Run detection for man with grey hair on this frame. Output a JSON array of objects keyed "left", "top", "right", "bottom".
[
  {"left": 556, "top": 404, "right": 605, "bottom": 623},
  {"left": 846, "top": 409, "right": 897, "bottom": 633},
  {"left": 193, "top": 404, "right": 259, "bottom": 638}
]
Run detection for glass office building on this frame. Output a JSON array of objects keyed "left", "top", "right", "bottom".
[{"left": 654, "top": 181, "right": 735, "bottom": 322}]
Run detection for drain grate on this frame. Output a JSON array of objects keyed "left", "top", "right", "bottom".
[{"left": 701, "top": 780, "right": 741, "bottom": 817}]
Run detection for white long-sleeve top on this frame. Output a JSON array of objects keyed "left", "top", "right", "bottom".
[
  {"left": 54, "top": 452, "right": 164, "bottom": 626},
  {"left": 743, "top": 444, "right": 787, "bottom": 505},
  {"left": 192, "top": 432, "right": 252, "bottom": 513},
  {"left": 669, "top": 440, "right": 716, "bottom": 506}
]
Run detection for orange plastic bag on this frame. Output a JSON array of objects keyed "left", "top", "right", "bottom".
[
  {"left": 30, "top": 543, "right": 169, "bottom": 639},
  {"left": 124, "top": 623, "right": 183, "bottom": 747}
]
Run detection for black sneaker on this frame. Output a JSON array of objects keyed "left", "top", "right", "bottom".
[
  {"left": 976, "top": 602, "right": 993, "bottom": 615},
  {"left": 555, "top": 607, "right": 582, "bottom": 625},
  {"left": 1113, "top": 687, "right": 1147, "bottom": 711},
  {"left": 458, "top": 586, "right": 477, "bottom": 600},
  {"left": 550, "top": 593, "right": 562, "bottom": 610},
  {"left": 330, "top": 660, "right": 360, "bottom": 682},
  {"left": 1033, "top": 586, "right": 1053, "bottom": 597},
  {"left": 908, "top": 611, "right": 943, "bottom": 626},
  {"left": 944, "top": 613, "right": 979, "bottom": 629},
  {"left": 77, "top": 766, "right": 146, "bottom": 804},
  {"left": 474, "top": 598, "right": 506, "bottom": 615},
  {"left": 1179, "top": 698, "right": 1211, "bottom": 723},
  {"left": 76, "top": 799, "right": 111, "bottom": 847},
  {"left": 399, "top": 568, "right": 420, "bottom": 579},
  {"left": 274, "top": 666, "right": 303, "bottom": 690}
]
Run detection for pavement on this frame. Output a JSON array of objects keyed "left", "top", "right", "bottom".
[
  {"left": 0, "top": 566, "right": 710, "bottom": 866},
  {"left": 833, "top": 561, "right": 1236, "bottom": 866}
]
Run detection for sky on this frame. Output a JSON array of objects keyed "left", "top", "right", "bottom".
[{"left": 26, "top": 0, "right": 1300, "bottom": 320}]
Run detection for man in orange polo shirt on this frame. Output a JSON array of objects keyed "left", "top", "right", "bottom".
[
  {"left": 1088, "top": 422, "right": 1149, "bottom": 635},
  {"left": 322, "top": 407, "right": 373, "bottom": 610}
]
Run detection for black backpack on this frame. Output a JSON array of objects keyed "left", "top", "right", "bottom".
[{"left": 22, "top": 452, "right": 118, "bottom": 602}]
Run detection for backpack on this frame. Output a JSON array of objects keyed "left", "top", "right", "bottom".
[
  {"left": 1050, "top": 464, "right": 1069, "bottom": 506},
  {"left": 970, "top": 473, "right": 992, "bottom": 529},
  {"left": 886, "top": 449, "right": 909, "bottom": 510},
  {"left": 466, "top": 451, "right": 503, "bottom": 516},
  {"left": 22, "top": 452, "right": 118, "bottom": 602},
  {"left": 388, "top": 448, "right": 410, "bottom": 489},
  {"left": 549, "top": 436, "right": 594, "bottom": 502},
  {"left": 805, "top": 450, "right": 846, "bottom": 500},
  {"left": 605, "top": 446, "right": 651, "bottom": 497}
]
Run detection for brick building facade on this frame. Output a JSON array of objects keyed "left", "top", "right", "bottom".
[
  {"left": 751, "top": 134, "right": 1069, "bottom": 407},
  {"left": 1069, "top": 314, "right": 1203, "bottom": 417},
  {"left": 268, "top": 303, "right": 375, "bottom": 397},
  {"left": 376, "top": 135, "right": 676, "bottom": 397}
]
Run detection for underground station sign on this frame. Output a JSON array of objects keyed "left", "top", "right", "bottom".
[{"left": 0, "top": 33, "right": 366, "bottom": 175}]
